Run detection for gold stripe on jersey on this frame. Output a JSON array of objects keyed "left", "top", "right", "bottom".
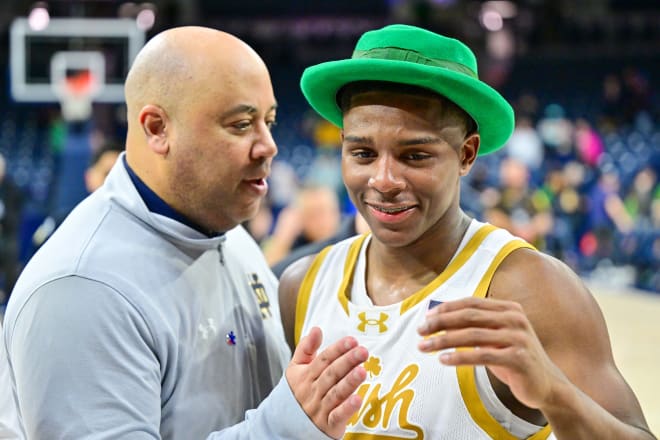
[
  {"left": 344, "top": 432, "right": 422, "bottom": 440},
  {"left": 337, "top": 234, "right": 370, "bottom": 315},
  {"left": 400, "top": 223, "right": 497, "bottom": 314},
  {"left": 456, "top": 238, "right": 553, "bottom": 439},
  {"left": 473, "top": 238, "right": 535, "bottom": 299},
  {"left": 295, "top": 245, "right": 333, "bottom": 345},
  {"left": 298, "top": 225, "right": 498, "bottom": 332}
]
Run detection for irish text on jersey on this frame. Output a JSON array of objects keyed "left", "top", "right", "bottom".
[{"left": 346, "top": 357, "right": 424, "bottom": 439}]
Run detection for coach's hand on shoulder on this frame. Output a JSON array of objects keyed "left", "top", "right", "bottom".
[{"left": 286, "top": 326, "right": 368, "bottom": 439}]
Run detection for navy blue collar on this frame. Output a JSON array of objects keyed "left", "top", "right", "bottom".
[{"left": 123, "top": 156, "right": 224, "bottom": 237}]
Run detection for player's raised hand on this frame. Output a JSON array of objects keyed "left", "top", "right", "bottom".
[
  {"left": 417, "top": 297, "right": 568, "bottom": 410},
  {"left": 286, "top": 326, "right": 368, "bottom": 439}
]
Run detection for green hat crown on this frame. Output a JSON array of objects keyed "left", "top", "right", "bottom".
[
  {"left": 353, "top": 24, "right": 478, "bottom": 78},
  {"left": 300, "top": 24, "right": 515, "bottom": 155}
]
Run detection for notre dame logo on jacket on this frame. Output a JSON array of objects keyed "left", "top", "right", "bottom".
[{"left": 248, "top": 273, "right": 272, "bottom": 319}]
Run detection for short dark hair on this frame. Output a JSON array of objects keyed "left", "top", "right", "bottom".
[{"left": 337, "top": 80, "right": 478, "bottom": 137}]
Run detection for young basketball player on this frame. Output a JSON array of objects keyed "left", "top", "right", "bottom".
[{"left": 280, "top": 24, "right": 655, "bottom": 439}]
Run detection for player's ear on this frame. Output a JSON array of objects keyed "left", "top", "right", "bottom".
[
  {"left": 139, "top": 104, "right": 169, "bottom": 156},
  {"left": 459, "top": 133, "right": 480, "bottom": 176}
]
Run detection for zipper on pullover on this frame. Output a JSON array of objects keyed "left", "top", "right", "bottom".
[{"left": 217, "top": 242, "right": 224, "bottom": 265}]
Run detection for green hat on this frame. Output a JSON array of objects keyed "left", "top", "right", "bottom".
[{"left": 300, "top": 24, "right": 514, "bottom": 155}]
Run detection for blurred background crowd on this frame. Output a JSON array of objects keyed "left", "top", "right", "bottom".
[{"left": 0, "top": 0, "right": 657, "bottom": 305}]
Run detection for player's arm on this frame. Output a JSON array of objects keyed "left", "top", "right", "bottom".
[
  {"left": 278, "top": 254, "right": 316, "bottom": 351},
  {"left": 493, "top": 249, "right": 654, "bottom": 439},
  {"left": 418, "top": 248, "right": 655, "bottom": 439}
]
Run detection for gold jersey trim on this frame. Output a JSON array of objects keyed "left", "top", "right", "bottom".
[
  {"left": 456, "top": 238, "right": 553, "bottom": 439},
  {"left": 344, "top": 433, "right": 422, "bottom": 439},
  {"left": 295, "top": 234, "right": 370, "bottom": 344},
  {"left": 338, "top": 234, "right": 370, "bottom": 315},
  {"left": 400, "top": 223, "right": 498, "bottom": 314},
  {"left": 294, "top": 245, "right": 334, "bottom": 345},
  {"left": 296, "top": 223, "right": 499, "bottom": 340}
]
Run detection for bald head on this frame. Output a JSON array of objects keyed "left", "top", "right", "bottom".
[
  {"left": 121, "top": 26, "right": 278, "bottom": 232},
  {"left": 123, "top": 26, "right": 273, "bottom": 183},
  {"left": 125, "top": 26, "right": 267, "bottom": 125}
]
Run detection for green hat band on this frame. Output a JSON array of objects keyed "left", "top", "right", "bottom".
[{"left": 353, "top": 47, "right": 478, "bottom": 79}]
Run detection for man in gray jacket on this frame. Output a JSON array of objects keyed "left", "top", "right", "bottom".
[
  {"left": 3, "top": 26, "right": 368, "bottom": 439},
  {"left": 0, "top": 320, "right": 21, "bottom": 439}
]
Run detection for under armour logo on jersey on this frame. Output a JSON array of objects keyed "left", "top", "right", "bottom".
[
  {"left": 248, "top": 273, "right": 272, "bottom": 319},
  {"left": 198, "top": 318, "right": 218, "bottom": 340},
  {"left": 357, "top": 312, "right": 389, "bottom": 334}
]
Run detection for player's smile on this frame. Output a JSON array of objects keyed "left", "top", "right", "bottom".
[{"left": 366, "top": 202, "right": 416, "bottom": 224}]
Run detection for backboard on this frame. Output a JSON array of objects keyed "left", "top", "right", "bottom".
[{"left": 10, "top": 17, "right": 145, "bottom": 103}]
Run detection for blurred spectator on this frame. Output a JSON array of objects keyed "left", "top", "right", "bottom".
[
  {"left": 0, "top": 154, "right": 24, "bottom": 304},
  {"left": 484, "top": 157, "right": 554, "bottom": 248},
  {"left": 621, "top": 67, "right": 653, "bottom": 124},
  {"left": 262, "top": 184, "right": 341, "bottom": 266},
  {"left": 84, "top": 141, "right": 125, "bottom": 193},
  {"left": 512, "top": 91, "right": 540, "bottom": 121},
  {"left": 537, "top": 103, "right": 574, "bottom": 165},
  {"left": 538, "top": 161, "right": 589, "bottom": 269},
  {"left": 583, "top": 170, "right": 634, "bottom": 267},
  {"left": 31, "top": 141, "right": 124, "bottom": 249},
  {"left": 598, "top": 73, "right": 623, "bottom": 132},
  {"left": 305, "top": 146, "right": 345, "bottom": 207},
  {"left": 243, "top": 199, "right": 275, "bottom": 246},
  {"left": 268, "top": 159, "right": 300, "bottom": 215},
  {"left": 48, "top": 127, "right": 96, "bottom": 224},
  {"left": 574, "top": 118, "right": 604, "bottom": 168},
  {"left": 305, "top": 119, "right": 346, "bottom": 209},
  {"left": 45, "top": 110, "right": 67, "bottom": 211},
  {"left": 619, "top": 166, "right": 660, "bottom": 291},
  {"left": 624, "top": 166, "right": 659, "bottom": 230},
  {"left": 593, "top": 171, "right": 635, "bottom": 234},
  {"left": 505, "top": 115, "right": 544, "bottom": 175},
  {"left": 271, "top": 212, "right": 369, "bottom": 278}
]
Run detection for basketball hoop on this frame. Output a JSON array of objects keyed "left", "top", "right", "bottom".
[
  {"left": 50, "top": 51, "right": 106, "bottom": 123},
  {"left": 57, "top": 70, "right": 95, "bottom": 122}
]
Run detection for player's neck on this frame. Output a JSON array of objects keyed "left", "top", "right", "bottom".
[{"left": 365, "top": 212, "right": 472, "bottom": 305}]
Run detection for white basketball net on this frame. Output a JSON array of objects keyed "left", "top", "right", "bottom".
[{"left": 58, "top": 86, "right": 94, "bottom": 122}]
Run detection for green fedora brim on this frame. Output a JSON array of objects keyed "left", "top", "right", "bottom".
[{"left": 300, "top": 56, "right": 514, "bottom": 155}]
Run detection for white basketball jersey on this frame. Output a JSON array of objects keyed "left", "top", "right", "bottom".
[{"left": 295, "top": 220, "right": 553, "bottom": 439}]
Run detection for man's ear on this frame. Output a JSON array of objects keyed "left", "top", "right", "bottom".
[
  {"left": 459, "top": 133, "right": 480, "bottom": 176},
  {"left": 139, "top": 104, "right": 169, "bottom": 156}
]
